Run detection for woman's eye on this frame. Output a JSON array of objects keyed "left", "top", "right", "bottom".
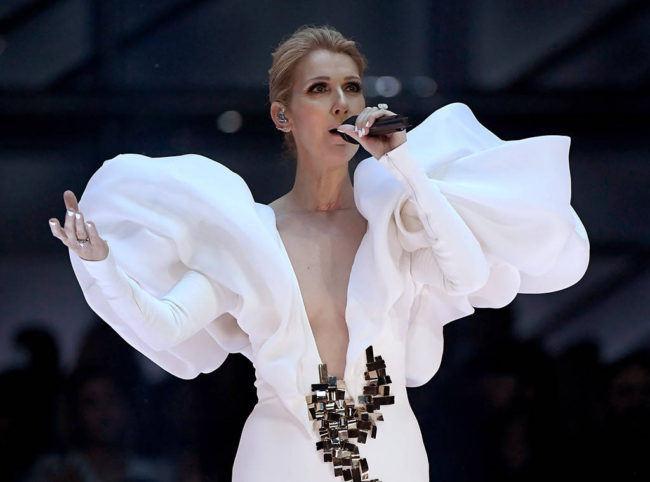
[
  {"left": 309, "top": 83, "right": 327, "bottom": 93},
  {"left": 346, "top": 82, "right": 362, "bottom": 92}
]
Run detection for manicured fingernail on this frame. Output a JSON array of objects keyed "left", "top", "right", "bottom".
[
  {"left": 67, "top": 210, "right": 74, "bottom": 216},
  {"left": 49, "top": 220, "right": 56, "bottom": 225},
  {"left": 86, "top": 222, "right": 92, "bottom": 227},
  {"left": 366, "top": 121, "right": 370, "bottom": 127},
  {"left": 75, "top": 213, "right": 81, "bottom": 219}
]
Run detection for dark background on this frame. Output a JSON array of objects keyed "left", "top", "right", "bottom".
[{"left": 1, "top": 1, "right": 649, "bottom": 481}]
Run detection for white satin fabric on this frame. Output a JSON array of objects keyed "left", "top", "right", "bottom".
[{"left": 69, "top": 103, "right": 589, "bottom": 481}]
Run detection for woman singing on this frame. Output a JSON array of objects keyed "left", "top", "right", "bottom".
[{"left": 49, "top": 26, "right": 589, "bottom": 481}]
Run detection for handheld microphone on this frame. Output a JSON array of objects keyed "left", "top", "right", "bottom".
[{"left": 329, "top": 114, "right": 411, "bottom": 145}]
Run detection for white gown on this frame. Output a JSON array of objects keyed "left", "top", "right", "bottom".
[{"left": 69, "top": 103, "right": 589, "bottom": 481}]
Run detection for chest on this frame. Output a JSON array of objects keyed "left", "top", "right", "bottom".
[{"left": 276, "top": 211, "right": 366, "bottom": 314}]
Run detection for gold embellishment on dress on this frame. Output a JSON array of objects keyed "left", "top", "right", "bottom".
[{"left": 306, "top": 346, "right": 395, "bottom": 481}]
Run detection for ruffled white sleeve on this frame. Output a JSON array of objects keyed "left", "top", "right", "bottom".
[
  {"left": 69, "top": 153, "right": 280, "bottom": 379},
  {"left": 377, "top": 143, "right": 490, "bottom": 296},
  {"left": 77, "top": 249, "right": 221, "bottom": 351},
  {"left": 357, "top": 103, "right": 589, "bottom": 386},
  {"left": 382, "top": 103, "right": 589, "bottom": 309}
]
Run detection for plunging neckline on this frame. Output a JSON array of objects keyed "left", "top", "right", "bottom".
[{"left": 265, "top": 204, "right": 366, "bottom": 380}]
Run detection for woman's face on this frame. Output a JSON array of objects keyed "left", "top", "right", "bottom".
[{"left": 287, "top": 49, "right": 365, "bottom": 165}]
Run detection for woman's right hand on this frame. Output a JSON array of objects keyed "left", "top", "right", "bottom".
[{"left": 49, "top": 190, "right": 109, "bottom": 261}]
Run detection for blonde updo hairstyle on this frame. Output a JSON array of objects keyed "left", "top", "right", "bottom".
[{"left": 268, "top": 26, "right": 368, "bottom": 157}]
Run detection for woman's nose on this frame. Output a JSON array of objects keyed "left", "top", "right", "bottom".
[{"left": 332, "top": 88, "right": 349, "bottom": 115}]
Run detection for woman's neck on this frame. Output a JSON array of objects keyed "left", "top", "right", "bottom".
[{"left": 287, "top": 156, "right": 355, "bottom": 212}]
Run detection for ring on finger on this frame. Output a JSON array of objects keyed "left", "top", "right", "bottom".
[
  {"left": 77, "top": 238, "right": 90, "bottom": 248},
  {"left": 377, "top": 103, "right": 388, "bottom": 110}
]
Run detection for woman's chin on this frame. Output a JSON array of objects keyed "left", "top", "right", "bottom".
[
  {"left": 327, "top": 144, "right": 358, "bottom": 162},
  {"left": 296, "top": 139, "right": 358, "bottom": 165}
]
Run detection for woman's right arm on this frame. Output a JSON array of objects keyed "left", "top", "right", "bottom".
[{"left": 49, "top": 191, "right": 220, "bottom": 351}]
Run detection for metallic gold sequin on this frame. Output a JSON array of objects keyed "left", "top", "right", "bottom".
[{"left": 306, "top": 346, "right": 394, "bottom": 481}]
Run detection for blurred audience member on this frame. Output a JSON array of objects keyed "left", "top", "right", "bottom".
[
  {"left": 593, "top": 350, "right": 650, "bottom": 480},
  {"left": 28, "top": 366, "right": 173, "bottom": 482},
  {"left": 0, "top": 326, "right": 63, "bottom": 481}
]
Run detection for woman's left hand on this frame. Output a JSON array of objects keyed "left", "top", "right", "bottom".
[{"left": 336, "top": 105, "right": 407, "bottom": 160}]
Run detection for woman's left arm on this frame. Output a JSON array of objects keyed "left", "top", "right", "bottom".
[
  {"left": 377, "top": 143, "right": 490, "bottom": 294},
  {"left": 338, "top": 108, "right": 490, "bottom": 295}
]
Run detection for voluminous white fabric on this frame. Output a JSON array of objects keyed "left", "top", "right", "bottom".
[{"left": 69, "top": 103, "right": 589, "bottom": 481}]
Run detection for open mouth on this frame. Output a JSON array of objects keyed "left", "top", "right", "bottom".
[
  {"left": 328, "top": 129, "right": 349, "bottom": 145},
  {"left": 328, "top": 128, "right": 357, "bottom": 145}
]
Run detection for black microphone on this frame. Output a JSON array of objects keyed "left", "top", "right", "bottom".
[{"left": 329, "top": 114, "right": 411, "bottom": 145}]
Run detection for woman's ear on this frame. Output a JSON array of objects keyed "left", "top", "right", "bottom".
[{"left": 271, "top": 102, "right": 291, "bottom": 132}]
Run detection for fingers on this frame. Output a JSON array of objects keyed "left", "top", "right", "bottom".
[
  {"left": 49, "top": 218, "right": 70, "bottom": 245},
  {"left": 354, "top": 106, "right": 394, "bottom": 137},
  {"left": 50, "top": 190, "right": 109, "bottom": 260},
  {"left": 336, "top": 124, "right": 361, "bottom": 141},
  {"left": 74, "top": 211, "right": 90, "bottom": 242},
  {"left": 60, "top": 210, "right": 90, "bottom": 243},
  {"left": 49, "top": 215, "right": 79, "bottom": 248},
  {"left": 50, "top": 190, "right": 86, "bottom": 248},
  {"left": 353, "top": 107, "right": 374, "bottom": 136},
  {"left": 61, "top": 190, "right": 88, "bottom": 240},
  {"left": 63, "top": 190, "right": 79, "bottom": 211},
  {"left": 63, "top": 208, "right": 77, "bottom": 243},
  {"left": 85, "top": 220, "right": 102, "bottom": 244}
]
